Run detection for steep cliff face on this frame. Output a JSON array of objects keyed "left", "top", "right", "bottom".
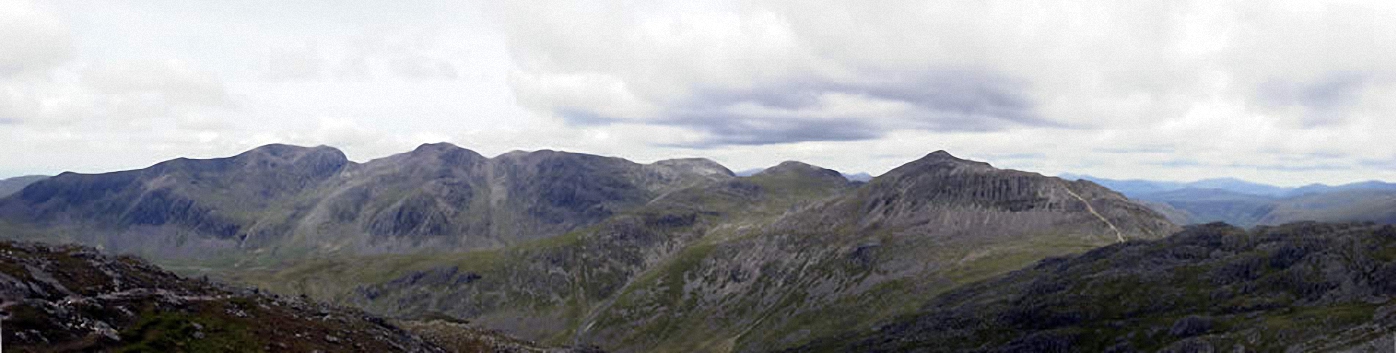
[
  {"left": 236, "top": 151, "right": 1176, "bottom": 353},
  {"left": 794, "top": 222, "right": 1396, "bottom": 353}
]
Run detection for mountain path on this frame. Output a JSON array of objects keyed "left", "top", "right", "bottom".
[{"left": 1061, "top": 183, "right": 1125, "bottom": 243}]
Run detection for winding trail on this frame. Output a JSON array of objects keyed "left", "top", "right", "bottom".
[{"left": 1060, "top": 183, "right": 1125, "bottom": 243}]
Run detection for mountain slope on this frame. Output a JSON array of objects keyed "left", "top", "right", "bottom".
[
  {"left": 794, "top": 222, "right": 1396, "bottom": 352},
  {"left": 0, "top": 144, "right": 352, "bottom": 259},
  {"left": 0, "top": 143, "right": 733, "bottom": 261},
  {"left": 0, "top": 175, "right": 46, "bottom": 197},
  {"left": 0, "top": 240, "right": 449, "bottom": 352},
  {"left": 228, "top": 151, "right": 1177, "bottom": 353}
]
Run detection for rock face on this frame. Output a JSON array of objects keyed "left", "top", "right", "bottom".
[
  {"left": 0, "top": 240, "right": 447, "bottom": 352},
  {"left": 235, "top": 150, "right": 1177, "bottom": 353},
  {"left": 794, "top": 222, "right": 1396, "bottom": 352},
  {"left": 0, "top": 143, "right": 733, "bottom": 258}
]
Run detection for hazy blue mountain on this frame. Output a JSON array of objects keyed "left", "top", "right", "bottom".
[
  {"left": 1058, "top": 173, "right": 1186, "bottom": 196},
  {"left": 1062, "top": 174, "right": 1396, "bottom": 226},
  {"left": 734, "top": 168, "right": 765, "bottom": 176},
  {"left": 841, "top": 171, "right": 874, "bottom": 182},
  {"left": 0, "top": 175, "right": 47, "bottom": 197},
  {"left": 1287, "top": 180, "right": 1396, "bottom": 197},
  {"left": 1064, "top": 174, "right": 1396, "bottom": 199}
]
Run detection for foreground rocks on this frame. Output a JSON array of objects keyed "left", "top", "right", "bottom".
[{"left": 0, "top": 240, "right": 596, "bottom": 352}]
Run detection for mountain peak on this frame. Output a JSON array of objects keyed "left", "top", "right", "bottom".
[
  {"left": 756, "top": 161, "right": 845, "bottom": 181},
  {"left": 926, "top": 150, "right": 955, "bottom": 159},
  {"left": 217, "top": 144, "right": 348, "bottom": 173},
  {"left": 651, "top": 158, "right": 735, "bottom": 177},
  {"left": 412, "top": 142, "right": 464, "bottom": 153},
  {"left": 914, "top": 150, "right": 986, "bottom": 165},
  {"left": 886, "top": 150, "right": 995, "bottom": 175},
  {"left": 239, "top": 143, "right": 342, "bottom": 159}
]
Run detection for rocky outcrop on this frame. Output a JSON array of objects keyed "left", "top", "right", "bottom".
[
  {"left": 794, "top": 222, "right": 1396, "bottom": 352},
  {"left": 0, "top": 240, "right": 447, "bottom": 352}
]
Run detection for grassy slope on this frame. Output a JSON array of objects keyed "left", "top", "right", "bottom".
[{"left": 795, "top": 222, "right": 1396, "bottom": 352}]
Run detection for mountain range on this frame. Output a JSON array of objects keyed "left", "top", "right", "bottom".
[
  {"left": 7, "top": 144, "right": 1396, "bottom": 352},
  {"left": 0, "top": 144, "right": 1178, "bottom": 352},
  {"left": 1064, "top": 174, "right": 1396, "bottom": 227}
]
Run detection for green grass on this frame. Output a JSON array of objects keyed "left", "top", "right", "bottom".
[{"left": 118, "top": 311, "right": 261, "bottom": 353}]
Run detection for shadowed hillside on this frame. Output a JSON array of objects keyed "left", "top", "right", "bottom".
[{"left": 795, "top": 222, "right": 1396, "bottom": 352}]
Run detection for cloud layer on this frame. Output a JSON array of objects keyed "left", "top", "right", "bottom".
[{"left": 1, "top": 0, "right": 1394, "bottom": 186}]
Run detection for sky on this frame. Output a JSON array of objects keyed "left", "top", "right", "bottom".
[{"left": 2, "top": 0, "right": 1394, "bottom": 187}]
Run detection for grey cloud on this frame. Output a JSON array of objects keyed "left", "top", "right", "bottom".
[
  {"left": 658, "top": 114, "right": 884, "bottom": 148},
  {"left": 1258, "top": 72, "right": 1374, "bottom": 126},
  {"left": 1149, "top": 159, "right": 1206, "bottom": 168},
  {"left": 1359, "top": 158, "right": 1396, "bottom": 170},
  {"left": 1227, "top": 162, "right": 1353, "bottom": 172},
  {"left": 1095, "top": 146, "right": 1175, "bottom": 154},
  {"left": 555, "top": 71, "right": 1054, "bottom": 148},
  {"left": 1150, "top": 158, "right": 1353, "bottom": 172}
]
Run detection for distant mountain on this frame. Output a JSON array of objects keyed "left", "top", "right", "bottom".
[
  {"left": 841, "top": 171, "right": 874, "bottom": 182},
  {"left": 795, "top": 222, "right": 1396, "bottom": 352},
  {"left": 0, "top": 174, "right": 46, "bottom": 197},
  {"left": 229, "top": 150, "right": 1175, "bottom": 352},
  {"left": 0, "top": 143, "right": 733, "bottom": 261},
  {"left": 1063, "top": 174, "right": 1396, "bottom": 227},
  {"left": 734, "top": 168, "right": 765, "bottom": 177},
  {"left": 1065, "top": 174, "right": 1396, "bottom": 199}
]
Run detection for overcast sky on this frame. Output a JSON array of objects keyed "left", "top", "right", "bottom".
[{"left": 2, "top": 1, "right": 1394, "bottom": 186}]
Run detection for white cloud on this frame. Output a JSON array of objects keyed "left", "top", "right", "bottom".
[
  {"left": 1, "top": 0, "right": 1395, "bottom": 187},
  {"left": 0, "top": 0, "right": 72, "bottom": 77}
]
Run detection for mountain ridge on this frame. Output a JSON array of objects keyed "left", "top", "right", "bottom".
[
  {"left": 1064, "top": 174, "right": 1396, "bottom": 227},
  {"left": 0, "top": 145, "right": 1179, "bottom": 352},
  {"left": 0, "top": 143, "right": 737, "bottom": 260}
]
